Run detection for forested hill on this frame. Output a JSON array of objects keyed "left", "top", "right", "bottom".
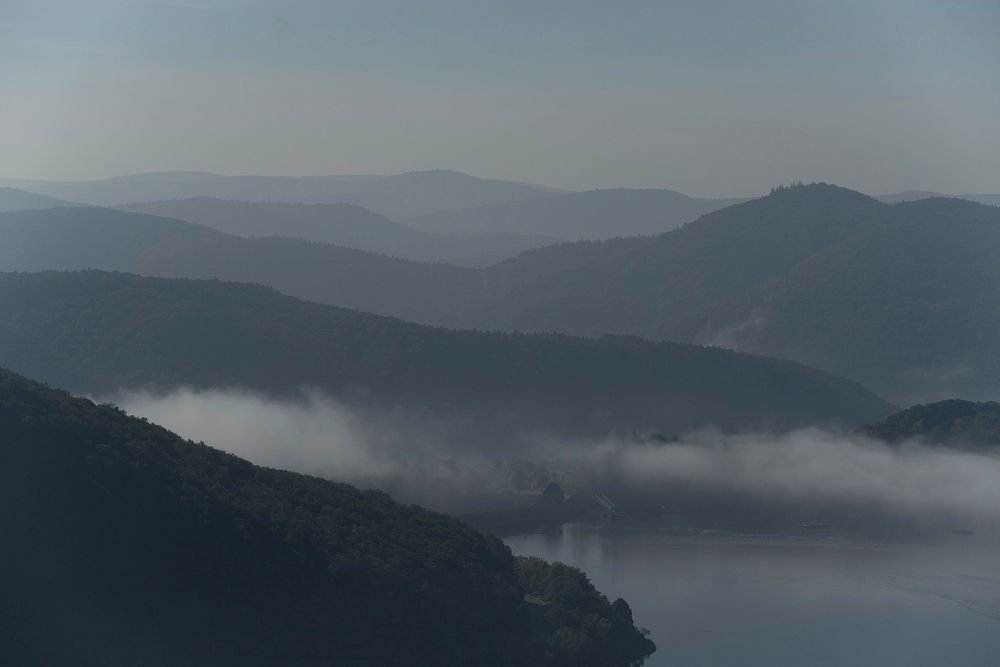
[
  {"left": 0, "top": 271, "right": 892, "bottom": 440},
  {"left": 0, "top": 206, "right": 478, "bottom": 323},
  {"left": 464, "top": 186, "right": 1000, "bottom": 403},
  {"left": 864, "top": 400, "right": 1000, "bottom": 449},
  {"left": 468, "top": 183, "right": 887, "bottom": 338},
  {"left": 0, "top": 367, "right": 655, "bottom": 666},
  {"left": 6, "top": 186, "right": 995, "bottom": 404}
]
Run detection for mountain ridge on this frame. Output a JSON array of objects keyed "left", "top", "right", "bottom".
[
  {"left": 0, "top": 270, "right": 894, "bottom": 442},
  {"left": 0, "top": 187, "right": 80, "bottom": 212},
  {"left": 0, "top": 170, "right": 564, "bottom": 219},
  {"left": 118, "top": 197, "right": 558, "bottom": 267},
  {"left": 458, "top": 184, "right": 1000, "bottom": 402},
  {"left": 5, "top": 183, "right": 997, "bottom": 403}
]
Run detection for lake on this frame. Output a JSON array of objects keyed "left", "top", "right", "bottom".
[{"left": 508, "top": 523, "right": 1000, "bottom": 666}]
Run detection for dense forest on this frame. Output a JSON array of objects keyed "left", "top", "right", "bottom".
[
  {"left": 0, "top": 271, "right": 892, "bottom": 443},
  {"left": 0, "top": 367, "right": 654, "bottom": 666},
  {"left": 864, "top": 399, "right": 1000, "bottom": 449}
]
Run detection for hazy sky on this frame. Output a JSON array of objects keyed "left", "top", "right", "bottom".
[{"left": 2, "top": 0, "right": 998, "bottom": 196}]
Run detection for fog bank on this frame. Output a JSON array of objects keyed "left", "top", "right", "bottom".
[
  {"left": 613, "top": 429, "right": 1000, "bottom": 519},
  {"left": 107, "top": 388, "right": 1000, "bottom": 521}
]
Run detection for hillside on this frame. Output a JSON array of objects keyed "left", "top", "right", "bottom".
[
  {"left": 119, "top": 197, "right": 557, "bottom": 267},
  {"left": 5, "top": 186, "right": 996, "bottom": 403},
  {"left": 0, "top": 272, "right": 892, "bottom": 441},
  {"left": 463, "top": 186, "right": 1000, "bottom": 403},
  {"left": 0, "top": 367, "right": 654, "bottom": 666},
  {"left": 407, "top": 187, "right": 747, "bottom": 240},
  {"left": 864, "top": 399, "right": 1000, "bottom": 449},
  {"left": 479, "top": 235, "right": 657, "bottom": 293},
  {"left": 1, "top": 169, "right": 562, "bottom": 219},
  {"left": 0, "top": 186, "right": 77, "bottom": 212},
  {"left": 717, "top": 196, "right": 1000, "bottom": 403},
  {"left": 0, "top": 206, "right": 478, "bottom": 322},
  {"left": 468, "top": 184, "right": 886, "bottom": 337}
]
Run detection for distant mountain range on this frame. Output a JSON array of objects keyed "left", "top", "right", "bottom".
[
  {"left": 0, "top": 366, "right": 654, "bottom": 666},
  {"left": 4, "top": 183, "right": 998, "bottom": 404},
  {"left": 0, "top": 170, "right": 565, "bottom": 219},
  {"left": 0, "top": 186, "right": 78, "bottom": 212},
  {"left": 0, "top": 206, "right": 478, "bottom": 320},
  {"left": 3, "top": 172, "right": 756, "bottom": 244},
  {"left": 405, "top": 188, "right": 748, "bottom": 240},
  {"left": 877, "top": 190, "right": 1000, "bottom": 206},
  {"left": 0, "top": 271, "right": 892, "bottom": 442},
  {"left": 118, "top": 197, "right": 557, "bottom": 267}
]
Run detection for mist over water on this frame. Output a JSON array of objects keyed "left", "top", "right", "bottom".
[
  {"left": 107, "top": 386, "right": 573, "bottom": 511},
  {"left": 108, "top": 387, "right": 1000, "bottom": 523},
  {"left": 8, "top": 2, "right": 1000, "bottom": 663},
  {"left": 612, "top": 429, "right": 1000, "bottom": 520}
]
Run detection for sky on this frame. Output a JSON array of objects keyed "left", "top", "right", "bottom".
[{"left": 1, "top": 0, "right": 998, "bottom": 196}]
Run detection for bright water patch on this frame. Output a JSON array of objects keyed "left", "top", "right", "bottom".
[{"left": 509, "top": 524, "right": 1000, "bottom": 667}]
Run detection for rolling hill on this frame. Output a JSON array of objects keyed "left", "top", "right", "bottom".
[
  {"left": 459, "top": 186, "right": 1000, "bottom": 403},
  {"left": 406, "top": 187, "right": 747, "bottom": 240},
  {"left": 864, "top": 399, "right": 1000, "bottom": 449},
  {"left": 0, "top": 186, "right": 78, "bottom": 212},
  {"left": 5, "top": 185, "right": 996, "bottom": 404},
  {"left": 0, "top": 367, "right": 654, "bottom": 666},
  {"left": 0, "top": 271, "right": 893, "bottom": 441},
  {"left": 1, "top": 169, "right": 563, "bottom": 219},
  {"left": 118, "top": 197, "right": 557, "bottom": 267},
  {"left": 0, "top": 206, "right": 478, "bottom": 322}
]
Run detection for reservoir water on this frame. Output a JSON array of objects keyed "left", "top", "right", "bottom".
[{"left": 508, "top": 523, "right": 1000, "bottom": 666}]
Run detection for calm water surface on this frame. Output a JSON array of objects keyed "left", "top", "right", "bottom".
[{"left": 508, "top": 523, "right": 1000, "bottom": 666}]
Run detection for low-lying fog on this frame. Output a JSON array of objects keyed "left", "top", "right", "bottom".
[{"left": 106, "top": 387, "right": 1000, "bottom": 529}]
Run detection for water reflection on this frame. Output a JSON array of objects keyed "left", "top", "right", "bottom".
[{"left": 509, "top": 524, "right": 1000, "bottom": 666}]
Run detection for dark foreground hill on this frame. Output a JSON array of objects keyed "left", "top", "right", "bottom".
[
  {"left": 0, "top": 367, "right": 654, "bottom": 666},
  {"left": 0, "top": 272, "right": 892, "bottom": 442},
  {"left": 864, "top": 399, "right": 1000, "bottom": 449},
  {"left": 119, "top": 197, "right": 557, "bottom": 267}
]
